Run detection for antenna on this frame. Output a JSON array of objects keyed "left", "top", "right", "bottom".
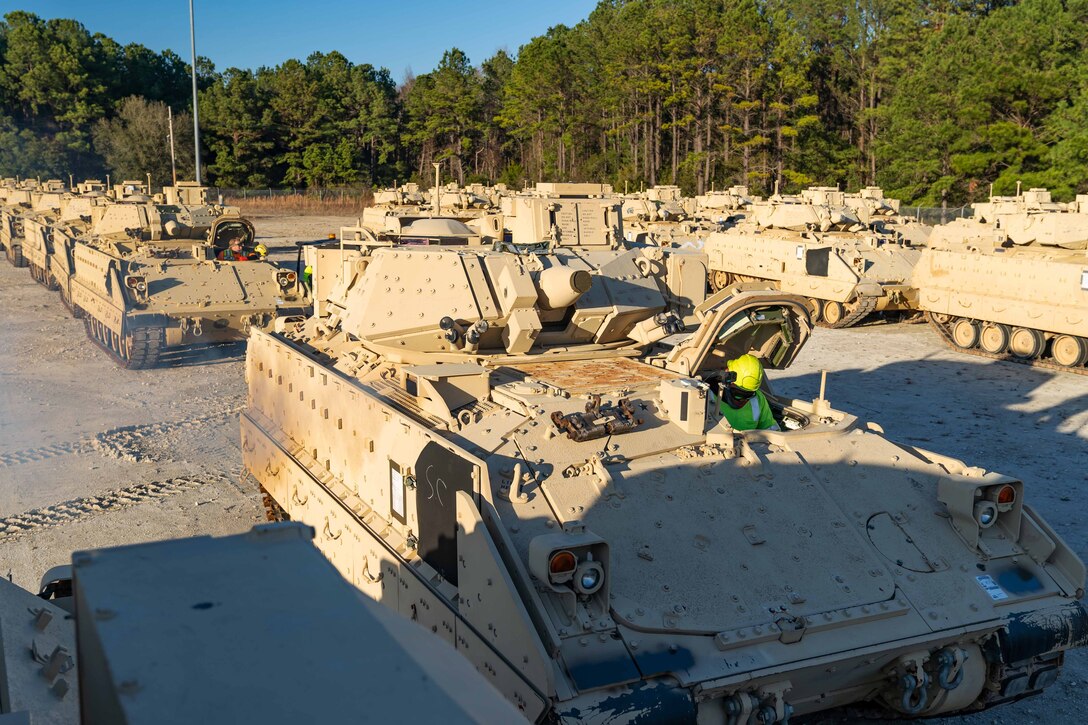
[
  {"left": 189, "top": 0, "right": 202, "bottom": 184},
  {"left": 1016, "top": 180, "right": 1022, "bottom": 197},
  {"left": 432, "top": 162, "right": 441, "bottom": 217},
  {"left": 168, "top": 106, "right": 178, "bottom": 186}
]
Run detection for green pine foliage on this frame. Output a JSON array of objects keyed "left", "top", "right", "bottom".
[{"left": 0, "top": 1, "right": 1085, "bottom": 203}]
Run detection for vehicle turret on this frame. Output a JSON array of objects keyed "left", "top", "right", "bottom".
[{"left": 502, "top": 183, "right": 623, "bottom": 249}]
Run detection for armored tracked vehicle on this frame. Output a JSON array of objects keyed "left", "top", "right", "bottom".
[
  {"left": 704, "top": 186, "right": 920, "bottom": 327},
  {"left": 20, "top": 183, "right": 81, "bottom": 288},
  {"left": 48, "top": 191, "right": 114, "bottom": 314},
  {"left": 916, "top": 188, "right": 1088, "bottom": 371},
  {"left": 66, "top": 199, "right": 306, "bottom": 368},
  {"left": 502, "top": 183, "right": 624, "bottom": 250},
  {"left": 0, "top": 180, "right": 47, "bottom": 266},
  {"left": 692, "top": 185, "right": 757, "bottom": 224},
  {"left": 845, "top": 186, "right": 932, "bottom": 247},
  {"left": 620, "top": 185, "right": 719, "bottom": 249},
  {"left": 371, "top": 182, "right": 429, "bottom": 209},
  {"left": 242, "top": 243, "right": 1087, "bottom": 722}
]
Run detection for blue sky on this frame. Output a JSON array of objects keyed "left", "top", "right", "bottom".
[{"left": 1, "top": 1, "right": 599, "bottom": 81}]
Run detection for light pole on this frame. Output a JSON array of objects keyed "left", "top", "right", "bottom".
[{"left": 189, "top": 0, "right": 202, "bottom": 184}]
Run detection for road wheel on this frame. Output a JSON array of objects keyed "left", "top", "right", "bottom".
[
  {"left": 260, "top": 485, "right": 290, "bottom": 522},
  {"left": 806, "top": 298, "right": 823, "bottom": 323},
  {"left": 1050, "top": 334, "right": 1088, "bottom": 367},
  {"left": 710, "top": 270, "right": 731, "bottom": 291},
  {"left": 1008, "top": 327, "right": 1045, "bottom": 359},
  {"left": 979, "top": 323, "right": 1010, "bottom": 354},
  {"left": 822, "top": 301, "right": 845, "bottom": 326},
  {"left": 951, "top": 319, "right": 980, "bottom": 349}
]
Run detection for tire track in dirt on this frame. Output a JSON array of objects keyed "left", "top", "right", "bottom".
[
  {"left": 0, "top": 397, "right": 245, "bottom": 467},
  {"left": 0, "top": 466, "right": 244, "bottom": 542}
]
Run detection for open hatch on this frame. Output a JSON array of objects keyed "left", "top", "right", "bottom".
[{"left": 659, "top": 285, "right": 813, "bottom": 378}]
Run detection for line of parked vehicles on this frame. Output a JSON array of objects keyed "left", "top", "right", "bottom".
[
  {"left": 0, "top": 177, "right": 306, "bottom": 368},
  {"left": 358, "top": 179, "right": 1088, "bottom": 373}
]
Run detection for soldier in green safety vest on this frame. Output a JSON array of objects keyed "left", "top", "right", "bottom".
[{"left": 717, "top": 354, "right": 779, "bottom": 431}]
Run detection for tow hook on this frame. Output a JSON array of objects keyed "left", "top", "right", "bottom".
[
  {"left": 899, "top": 671, "right": 929, "bottom": 714},
  {"left": 891, "top": 653, "right": 931, "bottom": 714},
  {"left": 936, "top": 647, "right": 966, "bottom": 690},
  {"left": 724, "top": 683, "right": 793, "bottom": 724}
]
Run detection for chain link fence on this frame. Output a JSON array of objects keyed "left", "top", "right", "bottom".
[
  {"left": 907, "top": 205, "right": 973, "bottom": 226},
  {"left": 215, "top": 187, "right": 373, "bottom": 202},
  {"left": 216, "top": 187, "right": 374, "bottom": 215},
  {"left": 213, "top": 188, "right": 974, "bottom": 226}
]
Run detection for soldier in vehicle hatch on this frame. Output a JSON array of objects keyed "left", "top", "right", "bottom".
[
  {"left": 717, "top": 354, "right": 779, "bottom": 431},
  {"left": 217, "top": 233, "right": 248, "bottom": 260}
]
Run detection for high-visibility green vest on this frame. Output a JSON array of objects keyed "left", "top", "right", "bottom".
[{"left": 718, "top": 389, "right": 776, "bottom": 431}]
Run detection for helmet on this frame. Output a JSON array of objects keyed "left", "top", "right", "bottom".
[
  {"left": 726, "top": 354, "right": 763, "bottom": 392},
  {"left": 254, "top": 243, "right": 268, "bottom": 257}
]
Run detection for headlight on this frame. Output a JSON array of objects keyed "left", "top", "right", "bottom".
[
  {"left": 276, "top": 271, "right": 297, "bottom": 287},
  {"left": 574, "top": 560, "right": 604, "bottom": 595},
  {"left": 938, "top": 475, "right": 1024, "bottom": 549},
  {"left": 974, "top": 501, "right": 998, "bottom": 528},
  {"left": 125, "top": 275, "right": 146, "bottom": 292},
  {"left": 530, "top": 530, "right": 609, "bottom": 600}
]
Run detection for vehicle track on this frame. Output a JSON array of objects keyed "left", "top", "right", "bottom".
[
  {"left": 925, "top": 313, "right": 1088, "bottom": 377},
  {"left": 0, "top": 467, "right": 243, "bottom": 542}
]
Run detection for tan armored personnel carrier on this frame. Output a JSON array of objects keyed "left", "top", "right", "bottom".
[
  {"left": 620, "top": 186, "right": 728, "bottom": 250},
  {"left": 845, "top": 186, "right": 932, "bottom": 247},
  {"left": 1, "top": 523, "right": 518, "bottom": 724},
  {"left": 47, "top": 190, "right": 115, "bottom": 313},
  {"left": 704, "top": 186, "right": 920, "bottom": 327},
  {"left": 916, "top": 188, "right": 1088, "bottom": 370},
  {"left": 75, "top": 178, "right": 107, "bottom": 195},
  {"left": 19, "top": 183, "right": 80, "bottom": 288},
  {"left": 0, "top": 181, "right": 42, "bottom": 266},
  {"left": 692, "top": 185, "right": 758, "bottom": 222},
  {"left": 108, "top": 179, "right": 151, "bottom": 201},
  {"left": 371, "top": 182, "right": 428, "bottom": 208},
  {"left": 63, "top": 198, "right": 305, "bottom": 368},
  {"left": 436, "top": 181, "right": 495, "bottom": 212},
  {"left": 500, "top": 182, "right": 623, "bottom": 251},
  {"left": 162, "top": 180, "right": 210, "bottom": 206},
  {"left": 242, "top": 243, "right": 1086, "bottom": 722}
]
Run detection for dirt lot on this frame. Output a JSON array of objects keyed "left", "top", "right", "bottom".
[{"left": 0, "top": 215, "right": 1084, "bottom": 722}]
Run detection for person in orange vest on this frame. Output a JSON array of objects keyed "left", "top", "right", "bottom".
[{"left": 217, "top": 233, "right": 248, "bottom": 261}]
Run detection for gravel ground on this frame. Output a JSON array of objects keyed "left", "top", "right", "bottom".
[{"left": 0, "top": 216, "right": 1083, "bottom": 721}]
